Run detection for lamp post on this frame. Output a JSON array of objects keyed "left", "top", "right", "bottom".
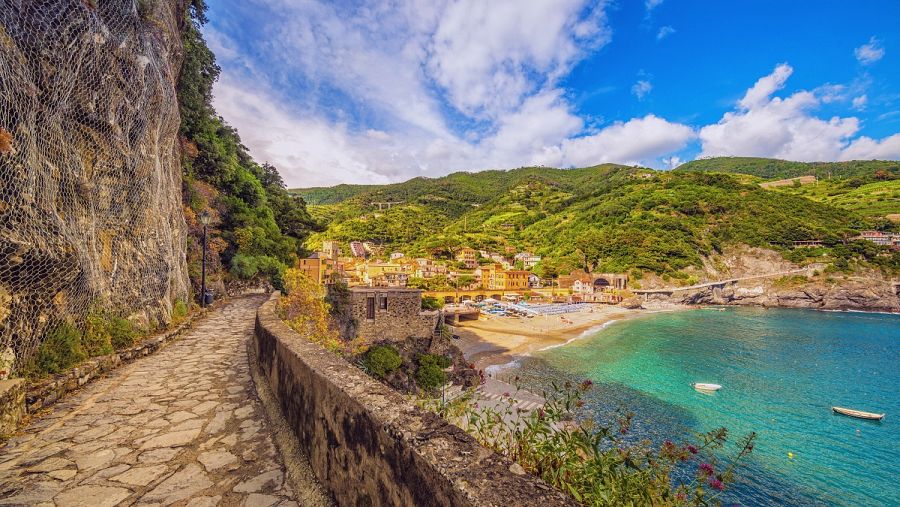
[{"left": 199, "top": 210, "right": 211, "bottom": 307}]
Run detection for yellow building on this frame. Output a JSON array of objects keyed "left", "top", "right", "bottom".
[
  {"left": 481, "top": 263, "right": 530, "bottom": 291},
  {"left": 296, "top": 253, "right": 334, "bottom": 285}
]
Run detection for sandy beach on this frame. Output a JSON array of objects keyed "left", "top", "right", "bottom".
[{"left": 453, "top": 304, "right": 666, "bottom": 371}]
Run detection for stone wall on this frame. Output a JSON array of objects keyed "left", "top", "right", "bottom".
[
  {"left": 349, "top": 288, "right": 439, "bottom": 342},
  {"left": 253, "top": 293, "right": 574, "bottom": 507},
  {"left": 0, "top": 0, "right": 190, "bottom": 372},
  {"left": 0, "top": 379, "right": 24, "bottom": 437}
]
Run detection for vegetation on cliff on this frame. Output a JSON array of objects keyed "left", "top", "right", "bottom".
[{"left": 177, "top": 3, "right": 319, "bottom": 294}]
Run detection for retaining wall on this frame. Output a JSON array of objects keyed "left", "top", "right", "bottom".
[{"left": 253, "top": 293, "right": 573, "bottom": 507}]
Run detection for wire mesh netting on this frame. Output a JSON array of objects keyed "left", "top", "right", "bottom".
[{"left": 0, "top": 0, "right": 190, "bottom": 374}]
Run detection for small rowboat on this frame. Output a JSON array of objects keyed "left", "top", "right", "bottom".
[
  {"left": 832, "top": 407, "right": 884, "bottom": 421},
  {"left": 692, "top": 383, "right": 722, "bottom": 392}
]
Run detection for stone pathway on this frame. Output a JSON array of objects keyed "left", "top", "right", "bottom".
[{"left": 0, "top": 296, "right": 301, "bottom": 506}]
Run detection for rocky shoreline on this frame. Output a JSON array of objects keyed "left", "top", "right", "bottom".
[{"left": 646, "top": 277, "right": 899, "bottom": 313}]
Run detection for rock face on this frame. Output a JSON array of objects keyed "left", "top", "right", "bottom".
[
  {"left": 650, "top": 277, "right": 900, "bottom": 313},
  {"left": 0, "top": 1, "right": 189, "bottom": 370}
]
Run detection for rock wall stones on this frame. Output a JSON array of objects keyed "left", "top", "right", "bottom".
[
  {"left": 0, "top": 0, "right": 190, "bottom": 371},
  {"left": 349, "top": 287, "right": 439, "bottom": 342},
  {"left": 253, "top": 293, "right": 574, "bottom": 507},
  {"left": 0, "top": 378, "right": 24, "bottom": 436}
]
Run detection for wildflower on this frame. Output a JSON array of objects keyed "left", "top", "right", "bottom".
[
  {"left": 676, "top": 492, "right": 687, "bottom": 502},
  {"left": 708, "top": 478, "right": 725, "bottom": 491},
  {"left": 580, "top": 379, "right": 594, "bottom": 391},
  {"left": 698, "top": 463, "right": 714, "bottom": 476},
  {"left": 686, "top": 444, "right": 698, "bottom": 454},
  {"left": 503, "top": 391, "right": 510, "bottom": 397},
  {"left": 537, "top": 408, "right": 545, "bottom": 420}
]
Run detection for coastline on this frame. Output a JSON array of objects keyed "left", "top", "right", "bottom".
[{"left": 453, "top": 302, "right": 688, "bottom": 371}]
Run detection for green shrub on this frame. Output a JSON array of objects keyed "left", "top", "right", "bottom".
[
  {"left": 110, "top": 317, "right": 137, "bottom": 350},
  {"left": 416, "top": 354, "right": 451, "bottom": 391},
  {"left": 83, "top": 305, "right": 113, "bottom": 357},
  {"left": 172, "top": 299, "right": 188, "bottom": 324},
  {"left": 421, "top": 296, "right": 443, "bottom": 311},
  {"left": 28, "top": 323, "right": 86, "bottom": 376},
  {"left": 362, "top": 345, "right": 402, "bottom": 379},
  {"left": 230, "top": 254, "right": 259, "bottom": 279}
]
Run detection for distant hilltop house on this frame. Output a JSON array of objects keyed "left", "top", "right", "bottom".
[
  {"left": 792, "top": 239, "right": 824, "bottom": 248},
  {"left": 349, "top": 288, "right": 439, "bottom": 342},
  {"left": 390, "top": 252, "right": 405, "bottom": 260},
  {"left": 514, "top": 252, "right": 541, "bottom": 269},
  {"left": 349, "top": 241, "right": 367, "bottom": 258},
  {"left": 855, "top": 230, "right": 900, "bottom": 249}
]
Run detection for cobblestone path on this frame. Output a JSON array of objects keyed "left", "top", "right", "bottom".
[{"left": 0, "top": 296, "right": 302, "bottom": 506}]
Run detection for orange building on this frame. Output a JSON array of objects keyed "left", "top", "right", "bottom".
[{"left": 296, "top": 253, "right": 335, "bottom": 285}]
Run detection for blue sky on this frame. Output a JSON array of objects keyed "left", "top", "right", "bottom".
[{"left": 205, "top": 0, "right": 900, "bottom": 187}]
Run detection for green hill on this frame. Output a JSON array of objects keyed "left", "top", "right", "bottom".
[
  {"left": 305, "top": 162, "right": 899, "bottom": 277},
  {"left": 676, "top": 157, "right": 898, "bottom": 180},
  {"left": 677, "top": 157, "right": 898, "bottom": 220}
]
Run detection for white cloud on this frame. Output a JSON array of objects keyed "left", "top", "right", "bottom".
[
  {"left": 662, "top": 156, "right": 682, "bottom": 169},
  {"left": 841, "top": 134, "right": 900, "bottom": 160},
  {"left": 645, "top": 0, "right": 664, "bottom": 12},
  {"left": 557, "top": 115, "right": 695, "bottom": 167},
  {"left": 855, "top": 36, "right": 885, "bottom": 65},
  {"left": 427, "top": 0, "right": 610, "bottom": 118},
  {"left": 631, "top": 79, "right": 653, "bottom": 100},
  {"left": 852, "top": 94, "right": 868, "bottom": 111},
  {"left": 699, "top": 63, "right": 900, "bottom": 162},
  {"left": 657, "top": 26, "right": 675, "bottom": 40}
]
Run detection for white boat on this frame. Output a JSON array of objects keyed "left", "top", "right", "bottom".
[
  {"left": 832, "top": 407, "right": 884, "bottom": 421},
  {"left": 692, "top": 382, "right": 722, "bottom": 392}
]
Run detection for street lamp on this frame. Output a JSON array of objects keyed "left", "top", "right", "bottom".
[{"left": 199, "top": 210, "right": 211, "bottom": 307}]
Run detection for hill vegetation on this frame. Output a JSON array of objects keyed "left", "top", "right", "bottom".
[{"left": 302, "top": 160, "right": 899, "bottom": 278}]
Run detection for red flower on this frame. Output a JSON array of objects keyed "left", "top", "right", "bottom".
[
  {"left": 580, "top": 379, "right": 594, "bottom": 391},
  {"left": 698, "top": 463, "right": 714, "bottom": 476},
  {"left": 686, "top": 444, "right": 698, "bottom": 454},
  {"left": 708, "top": 478, "right": 725, "bottom": 491}
]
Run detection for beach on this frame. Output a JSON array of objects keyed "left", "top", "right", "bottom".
[{"left": 453, "top": 304, "right": 666, "bottom": 371}]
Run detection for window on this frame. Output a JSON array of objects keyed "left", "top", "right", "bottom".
[
  {"left": 366, "top": 297, "right": 375, "bottom": 320},
  {"left": 379, "top": 295, "right": 388, "bottom": 310}
]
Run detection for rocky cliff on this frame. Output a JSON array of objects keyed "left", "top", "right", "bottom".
[{"left": 0, "top": 0, "right": 189, "bottom": 371}]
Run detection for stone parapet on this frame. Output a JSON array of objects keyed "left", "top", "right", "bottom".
[{"left": 253, "top": 292, "right": 573, "bottom": 507}]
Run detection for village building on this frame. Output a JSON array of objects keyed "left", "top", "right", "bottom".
[
  {"left": 455, "top": 247, "right": 478, "bottom": 269},
  {"left": 390, "top": 252, "right": 405, "bottom": 260},
  {"left": 481, "top": 263, "right": 530, "bottom": 291},
  {"left": 348, "top": 288, "right": 439, "bottom": 342},
  {"left": 528, "top": 273, "right": 542, "bottom": 288},
  {"left": 514, "top": 252, "right": 542, "bottom": 269},
  {"left": 296, "top": 253, "right": 336, "bottom": 285},
  {"left": 349, "top": 241, "right": 367, "bottom": 258},
  {"left": 856, "top": 230, "right": 898, "bottom": 248},
  {"left": 371, "top": 272, "right": 409, "bottom": 288},
  {"left": 572, "top": 279, "right": 593, "bottom": 294},
  {"left": 560, "top": 270, "right": 629, "bottom": 292},
  {"left": 322, "top": 240, "right": 341, "bottom": 260}
]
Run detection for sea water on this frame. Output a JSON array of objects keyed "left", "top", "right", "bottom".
[{"left": 513, "top": 307, "right": 899, "bottom": 506}]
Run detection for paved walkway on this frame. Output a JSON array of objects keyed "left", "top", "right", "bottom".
[{"left": 0, "top": 296, "right": 303, "bottom": 506}]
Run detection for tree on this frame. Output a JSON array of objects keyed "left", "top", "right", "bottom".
[{"left": 574, "top": 229, "right": 608, "bottom": 272}]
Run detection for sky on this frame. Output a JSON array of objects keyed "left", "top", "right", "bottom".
[{"left": 204, "top": 0, "right": 900, "bottom": 187}]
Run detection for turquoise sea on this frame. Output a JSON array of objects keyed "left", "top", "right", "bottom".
[{"left": 512, "top": 307, "right": 899, "bottom": 506}]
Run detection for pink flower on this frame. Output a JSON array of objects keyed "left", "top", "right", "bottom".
[
  {"left": 698, "top": 463, "right": 714, "bottom": 476},
  {"left": 708, "top": 478, "right": 724, "bottom": 491},
  {"left": 686, "top": 444, "right": 698, "bottom": 455},
  {"left": 580, "top": 379, "right": 594, "bottom": 391},
  {"left": 676, "top": 492, "right": 687, "bottom": 501},
  {"left": 503, "top": 391, "right": 510, "bottom": 397}
]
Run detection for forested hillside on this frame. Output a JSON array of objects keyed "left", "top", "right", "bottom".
[
  {"left": 177, "top": 1, "right": 318, "bottom": 292},
  {"left": 304, "top": 161, "right": 898, "bottom": 278}
]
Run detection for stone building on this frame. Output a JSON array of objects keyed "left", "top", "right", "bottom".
[{"left": 349, "top": 288, "right": 439, "bottom": 342}]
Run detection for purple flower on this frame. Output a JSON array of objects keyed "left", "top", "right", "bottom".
[
  {"left": 503, "top": 391, "right": 510, "bottom": 397},
  {"left": 686, "top": 444, "right": 698, "bottom": 455},
  {"left": 698, "top": 463, "right": 714, "bottom": 476},
  {"left": 708, "top": 478, "right": 725, "bottom": 491}
]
